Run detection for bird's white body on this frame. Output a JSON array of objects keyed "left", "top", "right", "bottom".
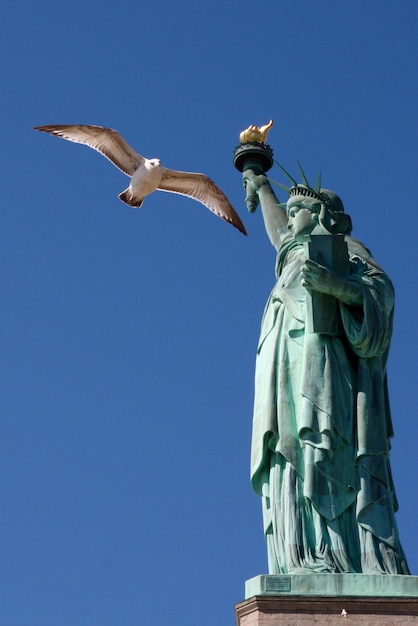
[
  {"left": 120, "top": 159, "right": 163, "bottom": 207},
  {"left": 33, "top": 124, "right": 247, "bottom": 234}
]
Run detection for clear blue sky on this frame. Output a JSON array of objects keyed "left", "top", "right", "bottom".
[{"left": 1, "top": 1, "right": 417, "bottom": 624}]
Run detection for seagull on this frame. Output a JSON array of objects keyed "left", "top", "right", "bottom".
[{"left": 33, "top": 124, "right": 247, "bottom": 235}]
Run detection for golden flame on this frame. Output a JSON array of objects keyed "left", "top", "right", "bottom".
[{"left": 239, "top": 119, "right": 273, "bottom": 144}]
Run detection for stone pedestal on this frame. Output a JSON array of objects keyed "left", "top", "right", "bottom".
[
  {"left": 235, "top": 595, "right": 418, "bottom": 625},
  {"left": 235, "top": 575, "right": 418, "bottom": 626}
]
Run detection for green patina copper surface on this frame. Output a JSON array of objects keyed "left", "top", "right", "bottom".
[
  {"left": 242, "top": 164, "right": 410, "bottom": 576},
  {"left": 245, "top": 573, "right": 418, "bottom": 598}
]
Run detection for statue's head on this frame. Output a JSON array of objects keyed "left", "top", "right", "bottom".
[
  {"left": 274, "top": 163, "right": 352, "bottom": 240},
  {"left": 288, "top": 186, "right": 352, "bottom": 239}
]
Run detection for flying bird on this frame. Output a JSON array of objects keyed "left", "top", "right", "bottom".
[{"left": 33, "top": 124, "right": 247, "bottom": 235}]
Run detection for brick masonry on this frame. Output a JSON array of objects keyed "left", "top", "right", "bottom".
[{"left": 235, "top": 595, "right": 418, "bottom": 626}]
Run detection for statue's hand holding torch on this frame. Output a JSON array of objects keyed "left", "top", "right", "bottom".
[{"left": 242, "top": 170, "right": 272, "bottom": 212}]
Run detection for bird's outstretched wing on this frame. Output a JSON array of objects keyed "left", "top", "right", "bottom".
[
  {"left": 33, "top": 124, "right": 143, "bottom": 176},
  {"left": 159, "top": 169, "right": 247, "bottom": 235}
]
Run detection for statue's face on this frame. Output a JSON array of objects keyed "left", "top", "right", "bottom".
[{"left": 287, "top": 195, "right": 322, "bottom": 241}]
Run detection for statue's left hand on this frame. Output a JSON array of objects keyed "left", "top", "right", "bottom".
[
  {"left": 301, "top": 259, "right": 362, "bottom": 306},
  {"left": 301, "top": 259, "right": 337, "bottom": 294}
]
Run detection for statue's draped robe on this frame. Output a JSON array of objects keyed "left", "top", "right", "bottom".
[{"left": 251, "top": 234, "right": 409, "bottom": 574}]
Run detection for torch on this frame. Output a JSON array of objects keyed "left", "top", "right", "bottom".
[{"left": 233, "top": 120, "right": 274, "bottom": 212}]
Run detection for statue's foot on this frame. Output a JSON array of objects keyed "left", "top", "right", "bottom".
[{"left": 288, "top": 567, "right": 337, "bottom": 574}]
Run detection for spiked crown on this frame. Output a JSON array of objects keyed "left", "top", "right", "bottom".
[
  {"left": 271, "top": 162, "right": 344, "bottom": 212},
  {"left": 270, "top": 161, "right": 351, "bottom": 234}
]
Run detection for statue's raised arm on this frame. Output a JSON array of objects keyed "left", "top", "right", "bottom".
[
  {"left": 233, "top": 120, "right": 288, "bottom": 249},
  {"left": 242, "top": 171, "right": 289, "bottom": 249}
]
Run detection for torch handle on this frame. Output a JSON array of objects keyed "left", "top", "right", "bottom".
[
  {"left": 245, "top": 180, "right": 259, "bottom": 213},
  {"left": 243, "top": 167, "right": 261, "bottom": 213}
]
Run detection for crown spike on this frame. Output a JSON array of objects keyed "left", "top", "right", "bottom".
[
  {"left": 297, "top": 161, "right": 310, "bottom": 187},
  {"left": 314, "top": 170, "right": 322, "bottom": 193},
  {"left": 274, "top": 160, "right": 298, "bottom": 186},
  {"left": 268, "top": 177, "right": 292, "bottom": 193}
]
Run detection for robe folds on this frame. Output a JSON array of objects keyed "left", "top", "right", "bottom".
[{"left": 251, "top": 234, "right": 409, "bottom": 574}]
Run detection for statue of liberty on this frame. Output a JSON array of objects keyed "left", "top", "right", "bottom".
[{"left": 243, "top": 160, "right": 409, "bottom": 575}]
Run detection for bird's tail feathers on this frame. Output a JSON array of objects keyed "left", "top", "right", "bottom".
[{"left": 118, "top": 187, "right": 143, "bottom": 208}]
